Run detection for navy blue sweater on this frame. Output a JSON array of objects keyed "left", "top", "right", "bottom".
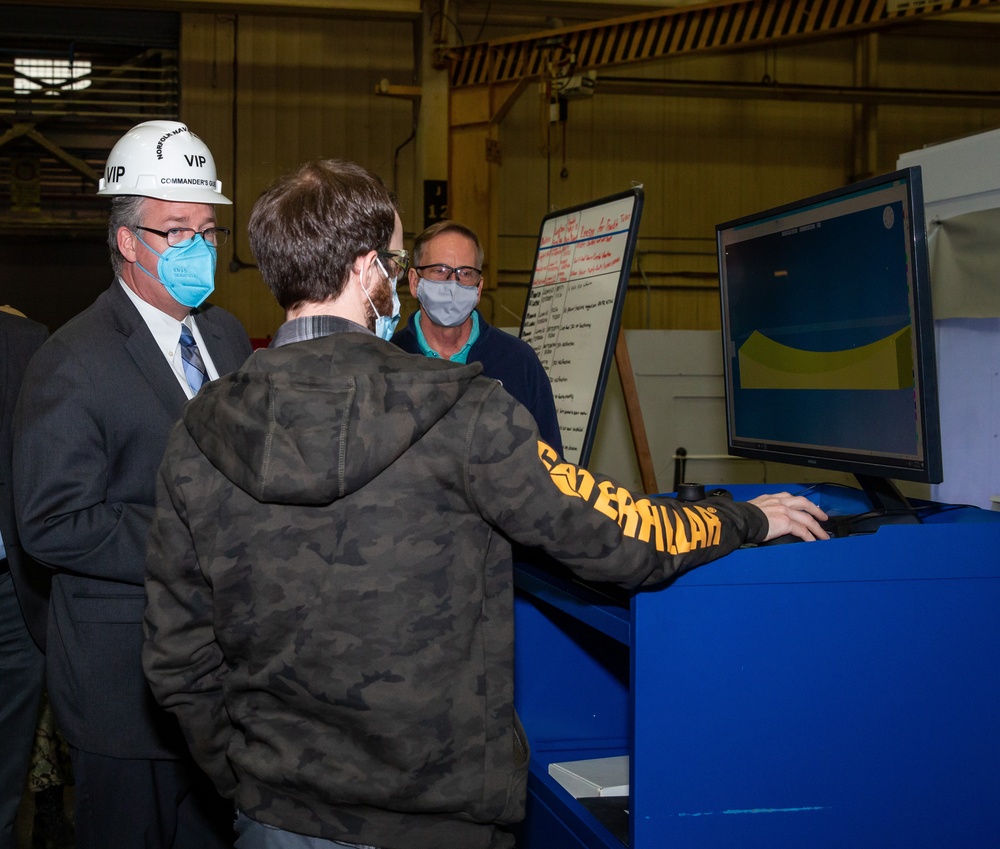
[{"left": 393, "top": 311, "right": 563, "bottom": 454}]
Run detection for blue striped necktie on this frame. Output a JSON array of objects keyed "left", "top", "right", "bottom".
[{"left": 179, "top": 325, "right": 207, "bottom": 393}]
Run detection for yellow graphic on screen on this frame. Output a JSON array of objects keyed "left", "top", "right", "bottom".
[{"left": 738, "top": 327, "right": 914, "bottom": 390}]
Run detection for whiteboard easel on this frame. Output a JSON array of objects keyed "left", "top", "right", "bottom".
[{"left": 520, "top": 188, "right": 656, "bottom": 490}]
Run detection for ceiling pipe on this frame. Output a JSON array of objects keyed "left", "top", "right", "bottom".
[{"left": 594, "top": 75, "right": 1000, "bottom": 108}]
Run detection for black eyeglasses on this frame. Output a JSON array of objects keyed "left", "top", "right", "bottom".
[
  {"left": 135, "top": 226, "right": 230, "bottom": 248},
  {"left": 414, "top": 263, "right": 482, "bottom": 286},
  {"left": 378, "top": 249, "right": 410, "bottom": 276}
]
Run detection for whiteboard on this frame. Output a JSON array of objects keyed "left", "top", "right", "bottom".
[{"left": 519, "top": 188, "right": 644, "bottom": 465}]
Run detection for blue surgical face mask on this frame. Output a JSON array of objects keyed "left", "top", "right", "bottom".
[
  {"left": 364, "top": 257, "right": 401, "bottom": 341},
  {"left": 133, "top": 232, "right": 217, "bottom": 308},
  {"left": 416, "top": 277, "right": 479, "bottom": 328}
]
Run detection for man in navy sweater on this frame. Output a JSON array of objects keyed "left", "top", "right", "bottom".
[{"left": 392, "top": 221, "right": 563, "bottom": 453}]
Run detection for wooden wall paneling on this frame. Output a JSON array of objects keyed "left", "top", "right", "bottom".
[
  {"left": 449, "top": 122, "right": 494, "bottom": 318},
  {"left": 444, "top": 0, "right": 1000, "bottom": 310},
  {"left": 494, "top": 27, "right": 1000, "bottom": 333},
  {"left": 174, "top": 9, "right": 1000, "bottom": 338},
  {"left": 181, "top": 12, "right": 421, "bottom": 339},
  {"left": 234, "top": 15, "right": 285, "bottom": 337},
  {"left": 234, "top": 16, "right": 416, "bottom": 221},
  {"left": 448, "top": 80, "right": 527, "bottom": 316},
  {"left": 495, "top": 84, "right": 549, "bottom": 254},
  {"left": 275, "top": 20, "right": 302, "bottom": 166},
  {"left": 876, "top": 30, "right": 1000, "bottom": 174},
  {"left": 181, "top": 13, "right": 281, "bottom": 339}
]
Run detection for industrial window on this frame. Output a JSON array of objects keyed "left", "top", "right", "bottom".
[
  {"left": 14, "top": 57, "right": 92, "bottom": 96},
  {"left": 0, "top": 6, "right": 179, "bottom": 228}
]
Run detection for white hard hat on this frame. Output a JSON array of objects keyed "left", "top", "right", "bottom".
[{"left": 97, "top": 120, "right": 231, "bottom": 204}]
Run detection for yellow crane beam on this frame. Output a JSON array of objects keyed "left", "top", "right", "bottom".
[{"left": 442, "top": 0, "right": 1000, "bottom": 88}]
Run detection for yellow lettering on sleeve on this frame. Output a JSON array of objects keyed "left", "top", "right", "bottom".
[
  {"left": 698, "top": 505, "right": 723, "bottom": 545},
  {"left": 593, "top": 480, "right": 619, "bottom": 520},
  {"left": 538, "top": 441, "right": 559, "bottom": 470},
  {"left": 539, "top": 439, "right": 724, "bottom": 554},
  {"left": 539, "top": 442, "right": 596, "bottom": 500},
  {"left": 668, "top": 506, "right": 690, "bottom": 554},
  {"left": 615, "top": 487, "right": 639, "bottom": 536},
  {"left": 658, "top": 504, "right": 678, "bottom": 555},
  {"left": 686, "top": 507, "right": 708, "bottom": 549},
  {"left": 633, "top": 498, "right": 664, "bottom": 551}
]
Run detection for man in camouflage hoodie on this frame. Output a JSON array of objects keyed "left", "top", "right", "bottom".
[{"left": 141, "top": 159, "right": 828, "bottom": 849}]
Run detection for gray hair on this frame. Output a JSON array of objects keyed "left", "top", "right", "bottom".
[
  {"left": 107, "top": 195, "right": 148, "bottom": 275},
  {"left": 411, "top": 220, "right": 485, "bottom": 269}
]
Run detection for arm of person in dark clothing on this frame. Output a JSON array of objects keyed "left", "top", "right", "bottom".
[
  {"left": 14, "top": 336, "right": 154, "bottom": 585},
  {"left": 142, "top": 422, "right": 238, "bottom": 797},
  {"left": 467, "top": 385, "right": 827, "bottom": 588}
]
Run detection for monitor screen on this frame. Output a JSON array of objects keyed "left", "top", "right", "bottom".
[{"left": 716, "top": 167, "right": 942, "bottom": 505}]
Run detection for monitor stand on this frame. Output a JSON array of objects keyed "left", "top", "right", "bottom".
[{"left": 845, "top": 474, "right": 922, "bottom": 534}]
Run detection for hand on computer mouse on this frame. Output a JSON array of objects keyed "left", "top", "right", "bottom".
[{"left": 749, "top": 492, "right": 830, "bottom": 543}]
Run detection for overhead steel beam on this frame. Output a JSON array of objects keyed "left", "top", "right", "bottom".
[
  {"left": 596, "top": 75, "right": 1000, "bottom": 108},
  {"left": 0, "top": 0, "right": 421, "bottom": 20},
  {"left": 0, "top": 123, "right": 99, "bottom": 181},
  {"left": 442, "top": 0, "right": 1000, "bottom": 88}
]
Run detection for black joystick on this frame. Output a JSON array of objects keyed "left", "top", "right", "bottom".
[{"left": 676, "top": 483, "right": 706, "bottom": 502}]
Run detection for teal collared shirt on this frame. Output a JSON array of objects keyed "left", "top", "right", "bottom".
[{"left": 414, "top": 310, "right": 480, "bottom": 363}]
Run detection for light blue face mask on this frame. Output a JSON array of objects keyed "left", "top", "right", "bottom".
[
  {"left": 416, "top": 277, "right": 479, "bottom": 328},
  {"left": 364, "top": 257, "right": 401, "bottom": 341},
  {"left": 133, "top": 232, "right": 217, "bottom": 308}
]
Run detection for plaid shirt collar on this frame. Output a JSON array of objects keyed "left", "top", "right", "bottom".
[{"left": 271, "top": 314, "right": 372, "bottom": 349}]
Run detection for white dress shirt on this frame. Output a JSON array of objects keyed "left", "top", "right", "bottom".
[{"left": 118, "top": 279, "right": 220, "bottom": 399}]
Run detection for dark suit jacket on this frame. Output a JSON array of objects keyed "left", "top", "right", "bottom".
[
  {"left": 13, "top": 282, "right": 252, "bottom": 759},
  {"left": 0, "top": 310, "right": 50, "bottom": 651}
]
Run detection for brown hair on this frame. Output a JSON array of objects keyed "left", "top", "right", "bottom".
[{"left": 248, "top": 160, "right": 396, "bottom": 311}]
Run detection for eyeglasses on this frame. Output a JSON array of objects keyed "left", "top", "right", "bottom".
[
  {"left": 414, "top": 263, "right": 482, "bottom": 286},
  {"left": 378, "top": 249, "right": 410, "bottom": 276},
  {"left": 135, "top": 226, "right": 230, "bottom": 248}
]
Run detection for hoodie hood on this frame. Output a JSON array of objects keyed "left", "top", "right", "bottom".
[{"left": 182, "top": 332, "right": 483, "bottom": 505}]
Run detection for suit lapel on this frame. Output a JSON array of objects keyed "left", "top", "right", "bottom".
[
  {"left": 195, "top": 307, "right": 243, "bottom": 375},
  {"left": 195, "top": 314, "right": 228, "bottom": 374},
  {"left": 106, "top": 283, "right": 188, "bottom": 419}
]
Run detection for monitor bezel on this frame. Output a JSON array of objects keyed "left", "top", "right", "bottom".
[{"left": 715, "top": 166, "right": 943, "bottom": 486}]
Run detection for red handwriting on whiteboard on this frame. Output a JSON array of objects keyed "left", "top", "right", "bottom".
[{"left": 551, "top": 214, "right": 580, "bottom": 244}]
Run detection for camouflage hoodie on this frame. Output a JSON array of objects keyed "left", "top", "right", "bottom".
[{"left": 143, "top": 326, "right": 768, "bottom": 849}]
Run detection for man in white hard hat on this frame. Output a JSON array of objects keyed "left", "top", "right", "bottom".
[{"left": 13, "top": 121, "right": 252, "bottom": 849}]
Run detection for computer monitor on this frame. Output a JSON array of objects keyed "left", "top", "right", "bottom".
[{"left": 716, "top": 167, "right": 942, "bottom": 520}]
